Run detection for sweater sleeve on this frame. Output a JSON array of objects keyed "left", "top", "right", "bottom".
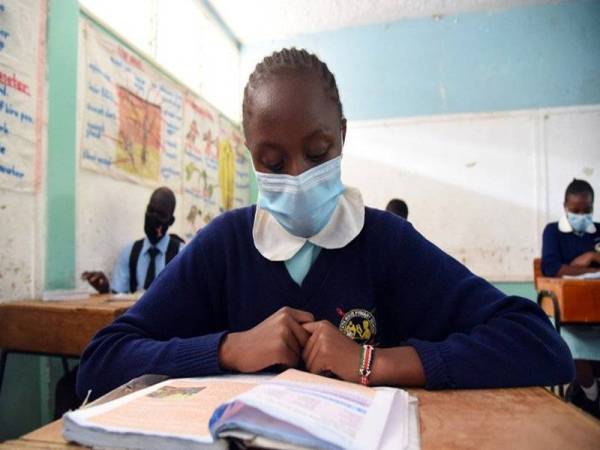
[
  {"left": 76, "top": 230, "right": 228, "bottom": 401},
  {"left": 541, "top": 224, "right": 563, "bottom": 276},
  {"left": 387, "top": 222, "right": 574, "bottom": 390}
]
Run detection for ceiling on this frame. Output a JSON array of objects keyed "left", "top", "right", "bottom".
[{"left": 208, "top": 0, "right": 559, "bottom": 45}]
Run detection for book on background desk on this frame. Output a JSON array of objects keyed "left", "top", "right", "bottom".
[
  {"left": 63, "top": 369, "right": 419, "bottom": 450},
  {"left": 563, "top": 272, "right": 600, "bottom": 280},
  {"left": 42, "top": 288, "right": 94, "bottom": 301}
]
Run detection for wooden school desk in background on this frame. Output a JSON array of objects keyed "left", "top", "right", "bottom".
[
  {"left": 1, "top": 375, "right": 599, "bottom": 450},
  {"left": 0, "top": 294, "right": 135, "bottom": 394},
  {"left": 533, "top": 258, "right": 600, "bottom": 397},
  {"left": 533, "top": 258, "right": 600, "bottom": 330}
]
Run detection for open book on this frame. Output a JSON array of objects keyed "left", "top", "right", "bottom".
[{"left": 63, "top": 369, "right": 419, "bottom": 450}]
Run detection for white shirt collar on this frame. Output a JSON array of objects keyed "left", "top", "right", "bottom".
[
  {"left": 558, "top": 212, "right": 597, "bottom": 234},
  {"left": 253, "top": 186, "right": 365, "bottom": 261}
]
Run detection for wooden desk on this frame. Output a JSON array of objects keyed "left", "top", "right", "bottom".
[
  {"left": 0, "top": 294, "right": 135, "bottom": 391},
  {"left": 536, "top": 277, "right": 600, "bottom": 326},
  {"left": 2, "top": 378, "right": 600, "bottom": 450}
]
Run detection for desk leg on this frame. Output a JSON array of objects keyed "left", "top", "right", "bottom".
[
  {"left": 537, "top": 290, "right": 564, "bottom": 398},
  {"left": 537, "top": 289, "right": 562, "bottom": 334},
  {"left": 0, "top": 349, "right": 7, "bottom": 395}
]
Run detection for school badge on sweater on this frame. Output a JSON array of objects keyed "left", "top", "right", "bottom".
[{"left": 338, "top": 308, "right": 377, "bottom": 345}]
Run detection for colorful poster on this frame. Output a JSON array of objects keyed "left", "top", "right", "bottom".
[
  {"left": 80, "top": 21, "right": 183, "bottom": 189},
  {"left": 0, "top": 0, "right": 46, "bottom": 191},
  {"left": 181, "top": 95, "right": 250, "bottom": 240},
  {"left": 181, "top": 95, "right": 221, "bottom": 240},
  {"left": 218, "top": 115, "right": 250, "bottom": 210}
]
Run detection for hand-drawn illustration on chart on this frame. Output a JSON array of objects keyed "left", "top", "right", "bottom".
[
  {"left": 219, "top": 115, "right": 250, "bottom": 210},
  {"left": 180, "top": 96, "right": 250, "bottom": 240},
  {"left": 181, "top": 96, "right": 221, "bottom": 240},
  {"left": 115, "top": 87, "right": 161, "bottom": 181},
  {"left": 80, "top": 20, "right": 183, "bottom": 189},
  {"left": 0, "top": 0, "right": 46, "bottom": 192}
]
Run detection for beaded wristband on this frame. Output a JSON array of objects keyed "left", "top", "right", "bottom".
[{"left": 359, "top": 344, "right": 375, "bottom": 386}]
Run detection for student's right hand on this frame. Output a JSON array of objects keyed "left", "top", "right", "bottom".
[
  {"left": 570, "top": 251, "right": 600, "bottom": 267},
  {"left": 218, "top": 307, "right": 314, "bottom": 373},
  {"left": 81, "top": 271, "right": 110, "bottom": 294}
]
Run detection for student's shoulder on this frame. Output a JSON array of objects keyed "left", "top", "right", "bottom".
[
  {"left": 209, "top": 205, "right": 256, "bottom": 230},
  {"left": 542, "top": 222, "right": 560, "bottom": 236},
  {"left": 363, "top": 207, "right": 412, "bottom": 239},
  {"left": 364, "top": 206, "right": 409, "bottom": 226},
  {"left": 188, "top": 205, "right": 256, "bottom": 246}
]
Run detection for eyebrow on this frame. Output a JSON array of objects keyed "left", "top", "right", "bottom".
[
  {"left": 254, "top": 125, "right": 334, "bottom": 150},
  {"left": 302, "top": 126, "right": 334, "bottom": 142}
]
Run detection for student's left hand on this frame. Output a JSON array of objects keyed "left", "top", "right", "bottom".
[{"left": 302, "top": 321, "right": 361, "bottom": 383}]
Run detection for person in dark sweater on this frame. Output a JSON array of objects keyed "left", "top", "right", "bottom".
[
  {"left": 541, "top": 178, "right": 600, "bottom": 417},
  {"left": 385, "top": 198, "right": 409, "bottom": 220},
  {"left": 77, "top": 48, "right": 573, "bottom": 402},
  {"left": 542, "top": 179, "right": 600, "bottom": 278}
]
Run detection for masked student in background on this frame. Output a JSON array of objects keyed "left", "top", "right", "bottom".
[
  {"left": 541, "top": 178, "right": 600, "bottom": 418},
  {"left": 55, "top": 187, "right": 184, "bottom": 419},
  {"left": 81, "top": 186, "right": 184, "bottom": 294},
  {"left": 77, "top": 48, "right": 573, "bottom": 404}
]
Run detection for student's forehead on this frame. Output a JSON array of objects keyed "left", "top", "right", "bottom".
[
  {"left": 247, "top": 74, "right": 339, "bottom": 131},
  {"left": 566, "top": 193, "right": 593, "bottom": 204}
]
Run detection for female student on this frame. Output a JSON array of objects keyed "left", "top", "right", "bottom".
[
  {"left": 77, "top": 48, "right": 573, "bottom": 401},
  {"left": 541, "top": 178, "right": 600, "bottom": 417}
]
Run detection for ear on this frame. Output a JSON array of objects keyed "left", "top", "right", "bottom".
[
  {"left": 169, "top": 216, "right": 175, "bottom": 226},
  {"left": 341, "top": 118, "right": 347, "bottom": 146}
]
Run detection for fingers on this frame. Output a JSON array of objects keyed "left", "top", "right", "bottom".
[
  {"left": 303, "top": 328, "right": 321, "bottom": 373},
  {"left": 276, "top": 306, "right": 314, "bottom": 324},
  {"left": 302, "top": 321, "right": 320, "bottom": 334},
  {"left": 280, "top": 325, "right": 301, "bottom": 357},
  {"left": 285, "top": 316, "right": 311, "bottom": 348}
]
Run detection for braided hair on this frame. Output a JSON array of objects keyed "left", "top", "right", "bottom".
[
  {"left": 565, "top": 178, "right": 594, "bottom": 202},
  {"left": 242, "top": 48, "right": 344, "bottom": 131}
]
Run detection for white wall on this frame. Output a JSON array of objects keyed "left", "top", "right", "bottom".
[
  {"left": 342, "top": 105, "right": 600, "bottom": 281},
  {"left": 0, "top": 190, "right": 45, "bottom": 300},
  {"left": 74, "top": 19, "right": 185, "bottom": 288},
  {"left": 75, "top": 171, "right": 185, "bottom": 287}
]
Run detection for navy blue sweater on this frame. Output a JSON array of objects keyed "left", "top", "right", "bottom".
[
  {"left": 541, "top": 222, "right": 600, "bottom": 276},
  {"left": 77, "top": 207, "right": 573, "bottom": 400}
]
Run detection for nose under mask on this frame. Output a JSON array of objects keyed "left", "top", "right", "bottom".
[{"left": 255, "top": 156, "right": 345, "bottom": 238}]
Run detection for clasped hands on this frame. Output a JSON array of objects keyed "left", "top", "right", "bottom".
[
  {"left": 570, "top": 251, "right": 600, "bottom": 268},
  {"left": 218, "top": 307, "right": 362, "bottom": 383}
]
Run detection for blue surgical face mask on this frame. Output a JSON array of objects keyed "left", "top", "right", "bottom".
[
  {"left": 256, "top": 156, "right": 344, "bottom": 238},
  {"left": 566, "top": 211, "right": 594, "bottom": 234}
]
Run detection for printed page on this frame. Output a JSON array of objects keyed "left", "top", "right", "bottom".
[
  {"left": 66, "top": 377, "right": 258, "bottom": 443},
  {"left": 217, "top": 369, "right": 399, "bottom": 450}
]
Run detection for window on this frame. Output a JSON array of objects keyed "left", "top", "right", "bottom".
[{"left": 79, "top": 0, "right": 241, "bottom": 120}]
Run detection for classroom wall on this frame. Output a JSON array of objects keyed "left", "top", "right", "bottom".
[
  {"left": 241, "top": 0, "right": 600, "bottom": 282},
  {"left": 2, "top": 0, "right": 240, "bottom": 439},
  {"left": 73, "top": 20, "right": 187, "bottom": 287}
]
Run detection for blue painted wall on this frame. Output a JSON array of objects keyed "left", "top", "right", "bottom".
[{"left": 242, "top": 1, "right": 600, "bottom": 121}]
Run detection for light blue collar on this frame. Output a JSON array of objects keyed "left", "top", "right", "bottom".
[
  {"left": 141, "top": 233, "right": 170, "bottom": 255},
  {"left": 284, "top": 242, "right": 322, "bottom": 286}
]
